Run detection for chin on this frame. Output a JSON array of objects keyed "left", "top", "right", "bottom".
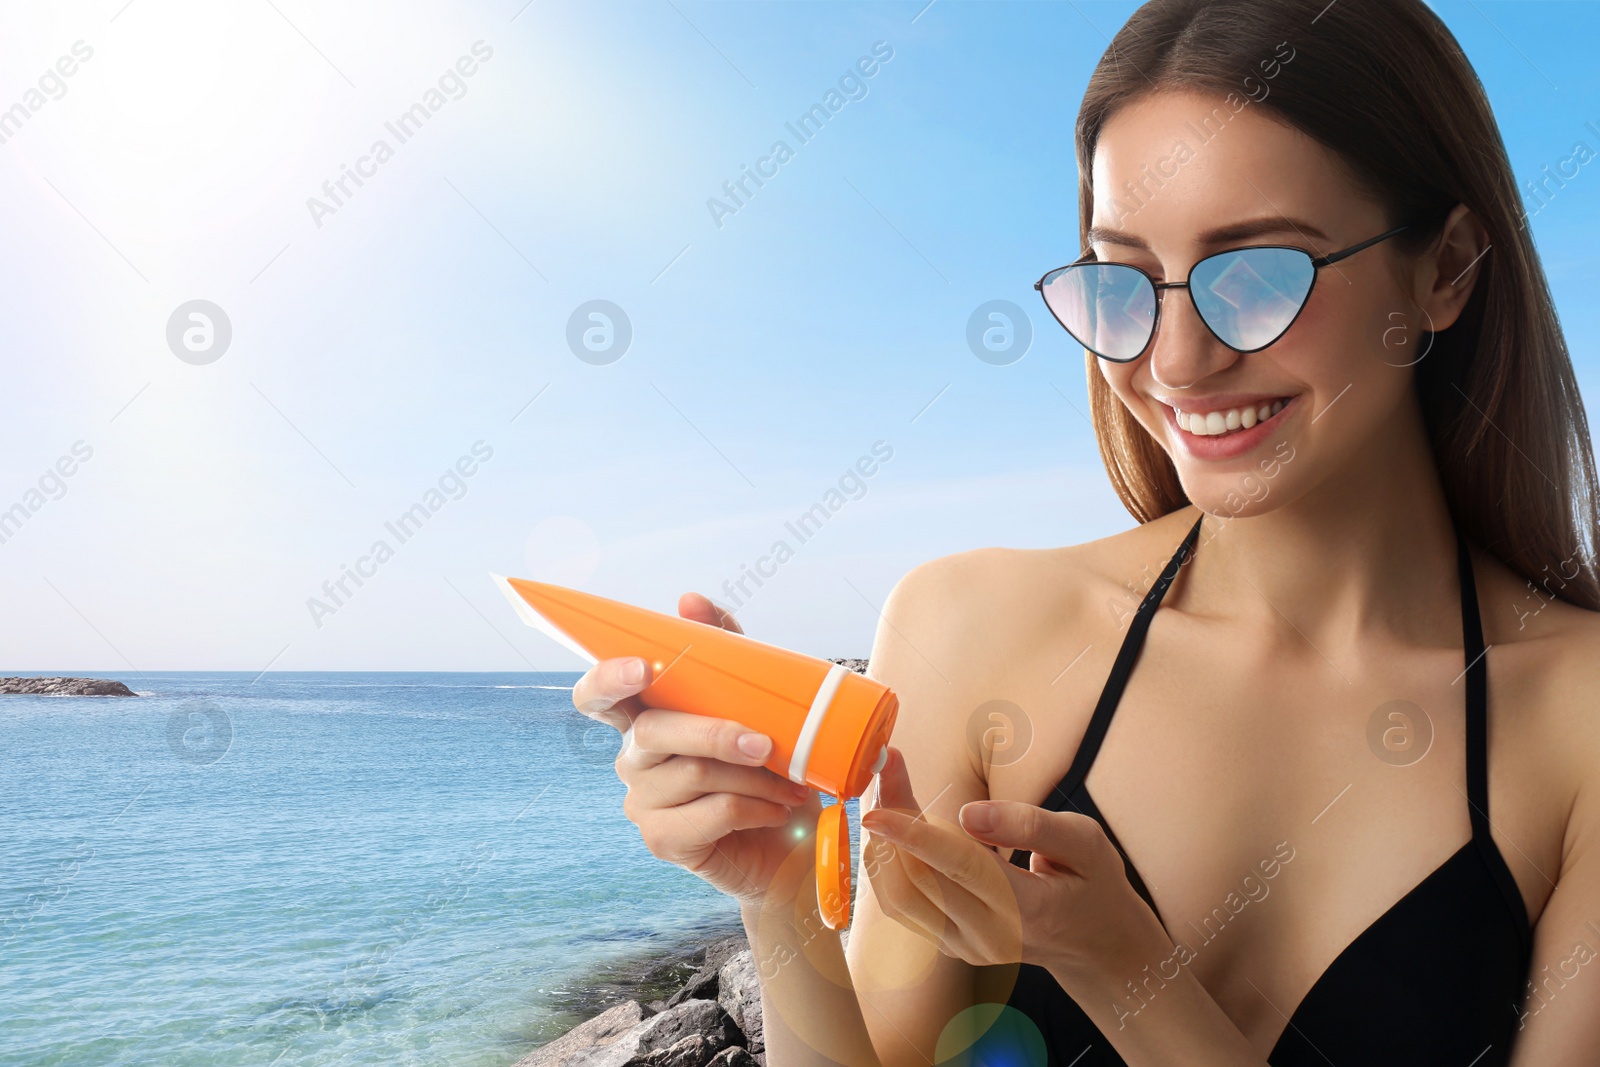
[
  {"left": 1172, "top": 437, "right": 1302, "bottom": 520},
  {"left": 1184, "top": 487, "right": 1281, "bottom": 521}
]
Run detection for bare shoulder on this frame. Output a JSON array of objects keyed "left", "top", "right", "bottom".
[
  {"left": 1469, "top": 545, "right": 1600, "bottom": 852},
  {"left": 873, "top": 509, "right": 1197, "bottom": 675},
  {"left": 866, "top": 508, "right": 1202, "bottom": 782},
  {"left": 1471, "top": 544, "right": 1600, "bottom": 734}
]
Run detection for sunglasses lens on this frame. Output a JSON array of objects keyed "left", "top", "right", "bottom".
[
  {"left": 1039, "top": 263, "right": 1154, "bottom": 362},
  {"left": 1189, "top": 247, "right": 1315, "bottom": 351}
]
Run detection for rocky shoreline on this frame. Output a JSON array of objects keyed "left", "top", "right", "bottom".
[
  {"left": 519, "top": 920, "right": 860, "bottom": 1067},
  {"left": 0, "top": 676, "right": 137, "bottom": 696},
  {"left": 516, "top": 922, "right": 778, "bottom": 1067},
  {"left": 521, "top": 796, "right": 871, "bottom": 1067},
  {"left": 518, "top": 657, "right": 871, "bottom": 1067}
]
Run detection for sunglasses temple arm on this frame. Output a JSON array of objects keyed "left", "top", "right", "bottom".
[{"left": 1311, "top": 223, "right": 1412, "bottom": 267}]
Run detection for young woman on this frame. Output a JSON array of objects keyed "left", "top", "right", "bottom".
[{"left": 570, "top": 0, "right": 1600, "bottom": 1063}]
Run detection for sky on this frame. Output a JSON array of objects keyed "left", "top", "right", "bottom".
[{"left": 0, "top": 0, "right": 1595, "bottom": 673}]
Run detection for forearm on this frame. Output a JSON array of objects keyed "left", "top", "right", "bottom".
[
  {"left": 1052, "top": 954, "right": 1268, "bottom": 1067},
  {"left": 741, "top": 899, "right": 882, "bottom": 1067}
]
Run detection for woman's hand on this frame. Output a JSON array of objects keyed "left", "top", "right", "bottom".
[
  {"left": 860, "top": 745, "right": 1170, "bottom": 990},
  {"left": 570, "top": 591, "right": 825, "bottom": 913}
]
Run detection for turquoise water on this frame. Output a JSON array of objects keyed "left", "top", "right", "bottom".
[{"left": 1, "top": 672, "right": 854, "bottom": 1067}]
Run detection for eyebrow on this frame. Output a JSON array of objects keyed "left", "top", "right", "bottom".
[{"left": 1085, "top": 215, "right": 1332, "bottom": 251}]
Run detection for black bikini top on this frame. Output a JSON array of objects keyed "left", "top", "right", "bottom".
[{"left": 1001, "top": 514, "right": 1533, "bottom": 1066}]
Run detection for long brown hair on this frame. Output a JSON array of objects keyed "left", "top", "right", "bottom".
[{"left": 1077, "top": 0, "right": 1600, "bottom": 611}]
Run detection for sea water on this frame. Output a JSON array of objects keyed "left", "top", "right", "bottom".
[{"left": 0, "top": 672, "right": 857, "bottom": 1067}]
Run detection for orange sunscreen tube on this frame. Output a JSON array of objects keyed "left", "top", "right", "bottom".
[{"left": 492, "top": 573, "right": 898, "bottom": 929}]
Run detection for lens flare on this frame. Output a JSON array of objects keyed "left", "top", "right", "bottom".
[{"left": 935, "top": 1003, "right": 1048, "bottom": 1067}]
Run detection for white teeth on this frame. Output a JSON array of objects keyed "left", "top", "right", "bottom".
[{"left": 1176, "top": 398, "right": 1290, "bottom": 437}]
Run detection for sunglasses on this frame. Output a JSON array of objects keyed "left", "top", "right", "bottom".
[{"left": 1033, "top": 223, "right": 1412, "bottom": 363}]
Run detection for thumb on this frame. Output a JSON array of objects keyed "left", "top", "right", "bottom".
[{"left": 958, "top": 801, "right": 1109, "bottom": 875}]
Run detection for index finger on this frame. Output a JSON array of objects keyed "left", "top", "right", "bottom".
[
  {"left": 862, "top": 806, "right": 1011, "bottom": 896},
  {"left": 677, "top": 591, "right": 745, "bottom": 634},
  {"left": 867, "top": 746, "right": 923, "bottom": 817},
  {"left": 571, "top": 656, "right": 653, "bottom": 733}
]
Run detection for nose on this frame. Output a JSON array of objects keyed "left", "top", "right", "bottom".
[{"left": 1147, "top": 285, "right": 1240, "bottom": 390}]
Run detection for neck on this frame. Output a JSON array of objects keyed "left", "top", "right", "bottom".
[{"left": 1187, "top": 401, "right": 1462, "bottom": 659}]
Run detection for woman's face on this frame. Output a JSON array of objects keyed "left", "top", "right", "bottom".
[{"left": 1090, "top": 89, "right": 1427, "bottom": 518}]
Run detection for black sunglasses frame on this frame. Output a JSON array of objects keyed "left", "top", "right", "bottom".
[{"left": 1032, "top": 223, "right": 1414, "bottom": 363}]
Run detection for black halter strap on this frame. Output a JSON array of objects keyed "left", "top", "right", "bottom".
[
  {"left": 1042, "top": 512, "right": 1528, "bottom": 946},
  {"left": 1457, "top": 526, "right": 1491, "bottom": 833},
  {"left": 1046, "top": 515, "right": 1204, "bottom": 808},
  {"left": 1456, "top": 525, "right": 1531, "bottom": 942}
]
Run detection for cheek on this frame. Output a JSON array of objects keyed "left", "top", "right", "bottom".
[
  {"left": 1099, "top": 360, "right": 1167, "bottom": 433},
  {"left": 1281, "top": 277, "right": 1400, "bottom": 389},
  {"left": 1098, "top": 359, "right": 1144, "bottom": 412},
  {"left": 1282, "top": 282, "right": 1418, "bottom": 451},
  {"left": 1333, "top": 278, "right": 1421, "bottom": 409}
]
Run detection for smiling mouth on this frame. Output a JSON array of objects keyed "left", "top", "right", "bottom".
[{"left": 1172, "top": 397, "right": 1293, "bottom": 438}]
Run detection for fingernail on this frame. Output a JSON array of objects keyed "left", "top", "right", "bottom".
[
  {"left": 620, "top": 658, "right": 645, "bottom": 685},
  {"left": 961, "top": 803, "right": 997, "bottom": 833},
  {"left": 737, "top": 732, "right": 772, "bottom": 759},
  {"left": 789, "top": 780, "right": 811, "bottom": 800},
  {"left": 863, "top": 811, "right": 900, "bottom": 838}
]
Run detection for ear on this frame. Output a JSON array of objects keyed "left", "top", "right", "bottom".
[{"left": 1413, "top": 203, "right": 1490, "bottom": 332}]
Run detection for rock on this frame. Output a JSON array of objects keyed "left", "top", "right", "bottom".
[
  {"left": 716, "top": 951, "right": 762, "bottom": 1054},
  {"left": 512, "top": 1000, "right": 648, "bottom": 1067},
  {"left": 522, "top": 924, "right": 803, "bottom": 1067},
  {"left": 634, "top": 998, "right": 741, "bottom": 1058},
  {"left": 827, "top": 659, "right": 869, "bottom": 675},
  {"left": 632, "top": 1034, "right": 721, "bottom": 1067},
  {"left": 702, "top": 935, "right": 752, "bottom": 975},
  {"left": 663, "top": 934, "right": 749, "bottom": 1008},
  {"left": 515, "top": 997, "right": 742, "bottom": 1067},
  {"left": 0, "top": 676, "right": 137, "bottom": 696},
  {"left": 660, "top": 967, "right": 719, "bottom": 1009}
]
